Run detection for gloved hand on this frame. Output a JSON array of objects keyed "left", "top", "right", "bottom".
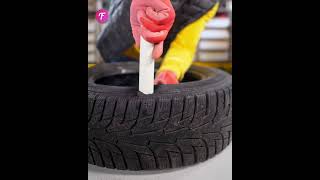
[
  {"left": 154, "top": 70, "right": 179, "bottom": 85},
  {"left": 130, "top": 0, "right": 175, "bottom": 59},
  {"left": 158, "top": 3, "right": 221, "bottom": 81}
]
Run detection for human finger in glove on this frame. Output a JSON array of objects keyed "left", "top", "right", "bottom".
[{"left": 130, "top": 0, "right": 175, "bottom": 60}]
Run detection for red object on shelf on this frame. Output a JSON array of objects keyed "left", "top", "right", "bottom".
[{"left": 215, "top": 12, "right": 228, "bottom": 17}]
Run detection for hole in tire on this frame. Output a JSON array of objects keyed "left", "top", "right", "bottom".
[{"left": 94, "top": 72, "right": 201, "bottom": 87}]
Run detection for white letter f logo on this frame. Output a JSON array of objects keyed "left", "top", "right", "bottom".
[{"left": 98, "top": 12, "right": 106, "bottom": 20}]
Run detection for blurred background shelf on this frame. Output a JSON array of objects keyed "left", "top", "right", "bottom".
[{"left": 194, "top": 0, "right": 232, "bottom": 73}]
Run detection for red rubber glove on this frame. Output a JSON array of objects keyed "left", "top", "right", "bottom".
[
  {"left": 154, "top": 70, "right": 179, "bottom": 85},
  {"left": 130, "top": 0, "right": 175, "bottom": 59}
]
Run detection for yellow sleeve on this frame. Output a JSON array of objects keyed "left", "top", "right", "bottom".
[{"left": 158, "top": 3, "right": 220, "bottom": 80}]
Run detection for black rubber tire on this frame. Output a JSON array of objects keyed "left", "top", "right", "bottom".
[{"left": 88, "top": 62, "right": 232, "bottom": 170}]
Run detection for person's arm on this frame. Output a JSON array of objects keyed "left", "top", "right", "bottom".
[{"left": 157, "top": 3, "right": 220, "bottom": 82}]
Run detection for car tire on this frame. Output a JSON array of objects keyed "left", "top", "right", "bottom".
[{"left": 88, "top": 62, "right": 232, "bottom": 170}]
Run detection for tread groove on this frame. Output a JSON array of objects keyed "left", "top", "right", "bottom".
[
  {"left": 113, "top": 142, "right": 128, "bottom": 169},
  {"left": 120, "top": 99, "right": 129, "bottom": 124},
  {"left": 163, "top": 99, "right": 174, "bottom": 131},
  {"left": 228, "top": 131, "right": 231, "bottom": 145},
  {"left": 99, "top": 98, "right": 107, "bottom": 122},
  {"left": 89, "top": 147, "right": 96, "bottom": 165},
  {"left": 105, "top": 98, "right": 118, "bottom": 131},
  {"left": 205, "top": 93, "right": 209, "bottom": 116},
  {"left": 150, "top": 98, "right": 158, "bottom": 124},
  {"left": 167, "top": 151, "right": 173, "bottom": 168},
  {"left": 149, "top": 147, "right": 159, "bottom": 169},
  {"left": 201, "top": 138, "right": 209, "bottom": 160},
  {"left": 88, "top": 95, "right": 97, "bottom": 123},
  {"left": 176, "top": 144, "right": 185, "bottom": 166},
  {"left": 92, "top": 140, "right": 106, "bottom": 167},
  {"left": 192, "top": 146, "right": 197, "bottom": 164},
  {"left": 136, "top": 152, "right": 143, "bottom": 170},
  {"left": 212, "top": 91, "right": 219, "bottom": 123},
  {"left": 189, "top": 95, "right": 197, "bottom": 125},
  {"left": 180, "top": 97, "right": 186, "bottom": 123},
  {"left": 107, "top": 148, "right": 116, "bottom": 169},
  {"left": 129, "top": 100, "right": 142, "bottom": 134}
]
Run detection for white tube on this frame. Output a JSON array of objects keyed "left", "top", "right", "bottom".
[{"left": 139, "top": 37, "right": 155, "bottom": 94}]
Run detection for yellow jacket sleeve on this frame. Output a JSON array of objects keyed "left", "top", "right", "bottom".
[{"left": 158, "top": 3, "right": 220, "bottom": 80}]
